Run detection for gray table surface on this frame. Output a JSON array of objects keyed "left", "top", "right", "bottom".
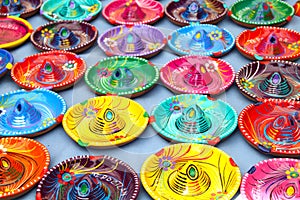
[{"left": 2, "top": 0, "right": 300, "bottom": 199}]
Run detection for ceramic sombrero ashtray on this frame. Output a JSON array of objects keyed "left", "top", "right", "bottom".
[
  {"left": 40, "top": 0, "right": 102, "bottom": 21},
  {"left": 11, "top": 50, "right": 86, "bottom": 91},
  {"left": 240, "top": 158, "right": 300, "bottom": 200},
  {"left": 239, "top": 98, "right": 300, "bottom": 156},
  {"left": 98, "top": 24, "right": 166, "bottom": 58},
  {"left": 168, "top": 24, "right": 234, "bottom": 57},
  {"left": 150, "top": 94, "right": 238, "bottom": 145},
  {"left": 229, "top": 0, "right": 294, "bottom": 28},
  {"left": 0, "top": 0, "right": 43, "bottom": 18},
  {"left": 0, "top": 137, "right": 50, "bottom": 199},
  {"left": 236, "top": 60, "right": 300, "bottom": 101},
  {"left": 62, "top": 95, "right": 149, "bottom": 148},
  {"left": 0, "top": 49, "right": 13, "bottom": 78},
  {"left": 31, "top": 20, "right": 98, "bottom": 53},
  {"left": 141, "top": 143, "right": 241, "bottom": 199},
  {"left": 165, "top": 0, "right": 228, "bottom": 26},
  {"left": 85, "top": 56, "right": 159, "bottom": 98},
  {"left": 0, "top": 16, "right": 33, "bottom": 49},
  {"left": 102, "top": 0, "right": 164, "bottom": 25},
  {"left": 36, "top": 155, "right": 140, "bottom": 200},
  {"left": 0, "top": 88, "right": 66, "bottom": 137},
  {"left": 236, "top": 26, "right": 300, "bottom": 60},
  {"left": 160, "top": 55, "right": 235, "bottom": 95}
]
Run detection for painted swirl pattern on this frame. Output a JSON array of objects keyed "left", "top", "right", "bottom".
[
  {"left": 0, "top": 137, "right": 50, "bottom": 199},
  {"left": 239, "top": 99, "right": 300, "bottom": 156},
  {"left": 151, "top": 94, "right": 238, "bottom": 145},
  {"left": 62, "top": 95, "right": 149, "bottom": 148},
  {"left": 160, "top": 55, "right": 234, "bottom": 95},
  {"left": 241, "top": 158, "right": 300, "bottom": 200},
  {"left": 141, "top": 143, "right": 241, "bottom": 199},
  {"left": 36, "top": 155, "right": 139, "bottom": 200},
  {"left": 236, "top": 60, "right": 300, "bottom": 100}
]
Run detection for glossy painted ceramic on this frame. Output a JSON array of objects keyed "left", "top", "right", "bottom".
[
  {"left": 62, "top": 96, "right": 149, "bottom": 148},
  {"left": 168, "top": 24, "right": 234, "bottom": 57},
  {"left": 85, "top": 56, "right": 159, "bottom": 98},
  {"left": 0, "top": 88, "right": 66, "bottom": 137},
  {"left": 236, "top": 26, "right": 300, "bottom": 61},
  {"left": 0, "top": 16, "right": 33, "bottom": 49},
  {"left": 229, "top": 0, "right": 294, "bottom": 28},
  {"left": 141, "top": 143, "right": 241, "bottom": 199},
  {"left": 11, "top": 50, "right": 86, "bottom": 91},
  {"left": 160, "top": 55, "right": 235, "bottom": 95},
  {"left": 98, "top": 24, "right": 166, "bottom": 58},
  {"left": 165, "top": 0, "right": 228, "bottom": 26},
  {"left": 36, "top": 155, "right": 139, "bottom": 200},
  {"left": 150, "top": 94, "right": 238, "bottom": 145},
  {"left": 236, "top": 60, "right": 300, "bottom": 101},
  {"left": 0, "top": 0, "right": 42, "bottom": 18},
  {"left": 102, "top": 0, "right": 164, "bottom": 25},
  {"left": 239, "top": 98, "right": 300, "bottom": 156},
  {"left": 40, "top": 0, "right": 102, "bottom": 21},
  {"left": 241, "top": 158, "right": 300, "bottom": 200},
  {"left": 0, "top": 49, "right": 13, "bottom": 78},
  {"left": 31, "top": 20, "right": 98, "bottom": 53},
  {"left": 0, "top": 137, "right": 50, "bottom": 199}
]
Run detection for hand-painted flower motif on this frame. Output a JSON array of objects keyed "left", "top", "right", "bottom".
[
  {"left": 97, "top": 68, "right": 111, "bottom": 78},
  {"left": 41, "top": 28, "right": 54, "bottom": 39},
  {"left": 205, "top": 60, "right": 218, "bottom": 72},
  {"left": 287, "top": 41, "right": 300, "bottom": 51},
  {"left": 208, "top": 30, "right": 222, "bottom": 41},
  {"left": 210, "top": 191, "right": 228, "bottom": 200},
  {"left": 57, "top": 168, "right": 76, "bottom": 185},
  {"left": 240, "top": 78, "right": 254, "bottom": 89},
  {"left": 0, "top": 107, "right": 6, "bottom": 117},
  {"left": 42, "top": 118, "right": 55, "bottom": 127},
  {"left": 286, "top": 167, "right": 300, "bottom": 179},
  {"left": 82, "top": 106, "right": 98, "bottom": 118},
  {"left": 88, "top": 4, "right": 99, "bottom": 12},
  {"left": 103, "top": 37, "right": 117, "bottom": 48},
  {"left": 158, "top": 156, "right": 176, "bottom": 171},
  {"left": 0, "top": 144, "right": 7, "bottom": 154},
  {"left": 148, "top": 43, "right": 161, "bottom": 51},
  {"left": 169, "top": 99, "right": 183, "bottom": 114},
  {"left": 109, "top": 135, "right": 125, "bottom": 142},
  {"left": 23, "top": 80, "right": 35, "bottom": 86},
  {"left": 62, "top": 60, "right": 77, "bottom": 71}
]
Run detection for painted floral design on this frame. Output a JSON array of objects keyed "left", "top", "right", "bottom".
[
  {"left": 42, "top": 118, "right": 55, "bottom": 127},
  {"left": 208, "top": 30, "right": 222, "bottom": 41},
  {"left": 169, "top": 99, "right": 183, "bottom": 113},
  {"left": 205, "top": 60, "right": 218, "bottom": 72},
  {"left": 57, "top": 168, "right": 76, "bottom": 185},
  {"left": 88, "top": 4, "right": 99, "bottom": 12},
  {"left": 97, "top": 68, "right": 111, "bottom": 78},
  {"left": 0, "top": 107, "right": 6, "bottom": 117},
  {"left": 266, "top": 1, "right": 273, "bottom": 9},
  {"left": 286, "top": 167, "right": 300, "bottom": 179},
  {"left": 158, "top": 156, "right": 176, "bottom": 171},
  {"left": 210, "top": 191, "right": 228, "bottom": 200},
  {"left": 103, "top": 38, "right": 117, "bottom": 48},
  {"left": 148, "top": 43, "right": 161, "bottom": 51},
  {"left": 0, "top": 144, "right": 7, "bottom": 154},
  {"left": 62, "top": 60, "right": 77, "bottom": 71},
  {"left": 287, "top": 41, "right": 300, "bottom": 51},
  {"left": 82, "top": 106, "right": 98, "bottom": 118},
  {"left": 240, "top": 78, "right": 254, "bottom": 89},
  {"left": 125, "top": 0, "right": 133, "bottom": 6},
  {"left": 109, "top": 135, "right": 125, "bottom": 142},
  {"left": 41, "top": 28, "right": 54, "bottom": 39}
]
